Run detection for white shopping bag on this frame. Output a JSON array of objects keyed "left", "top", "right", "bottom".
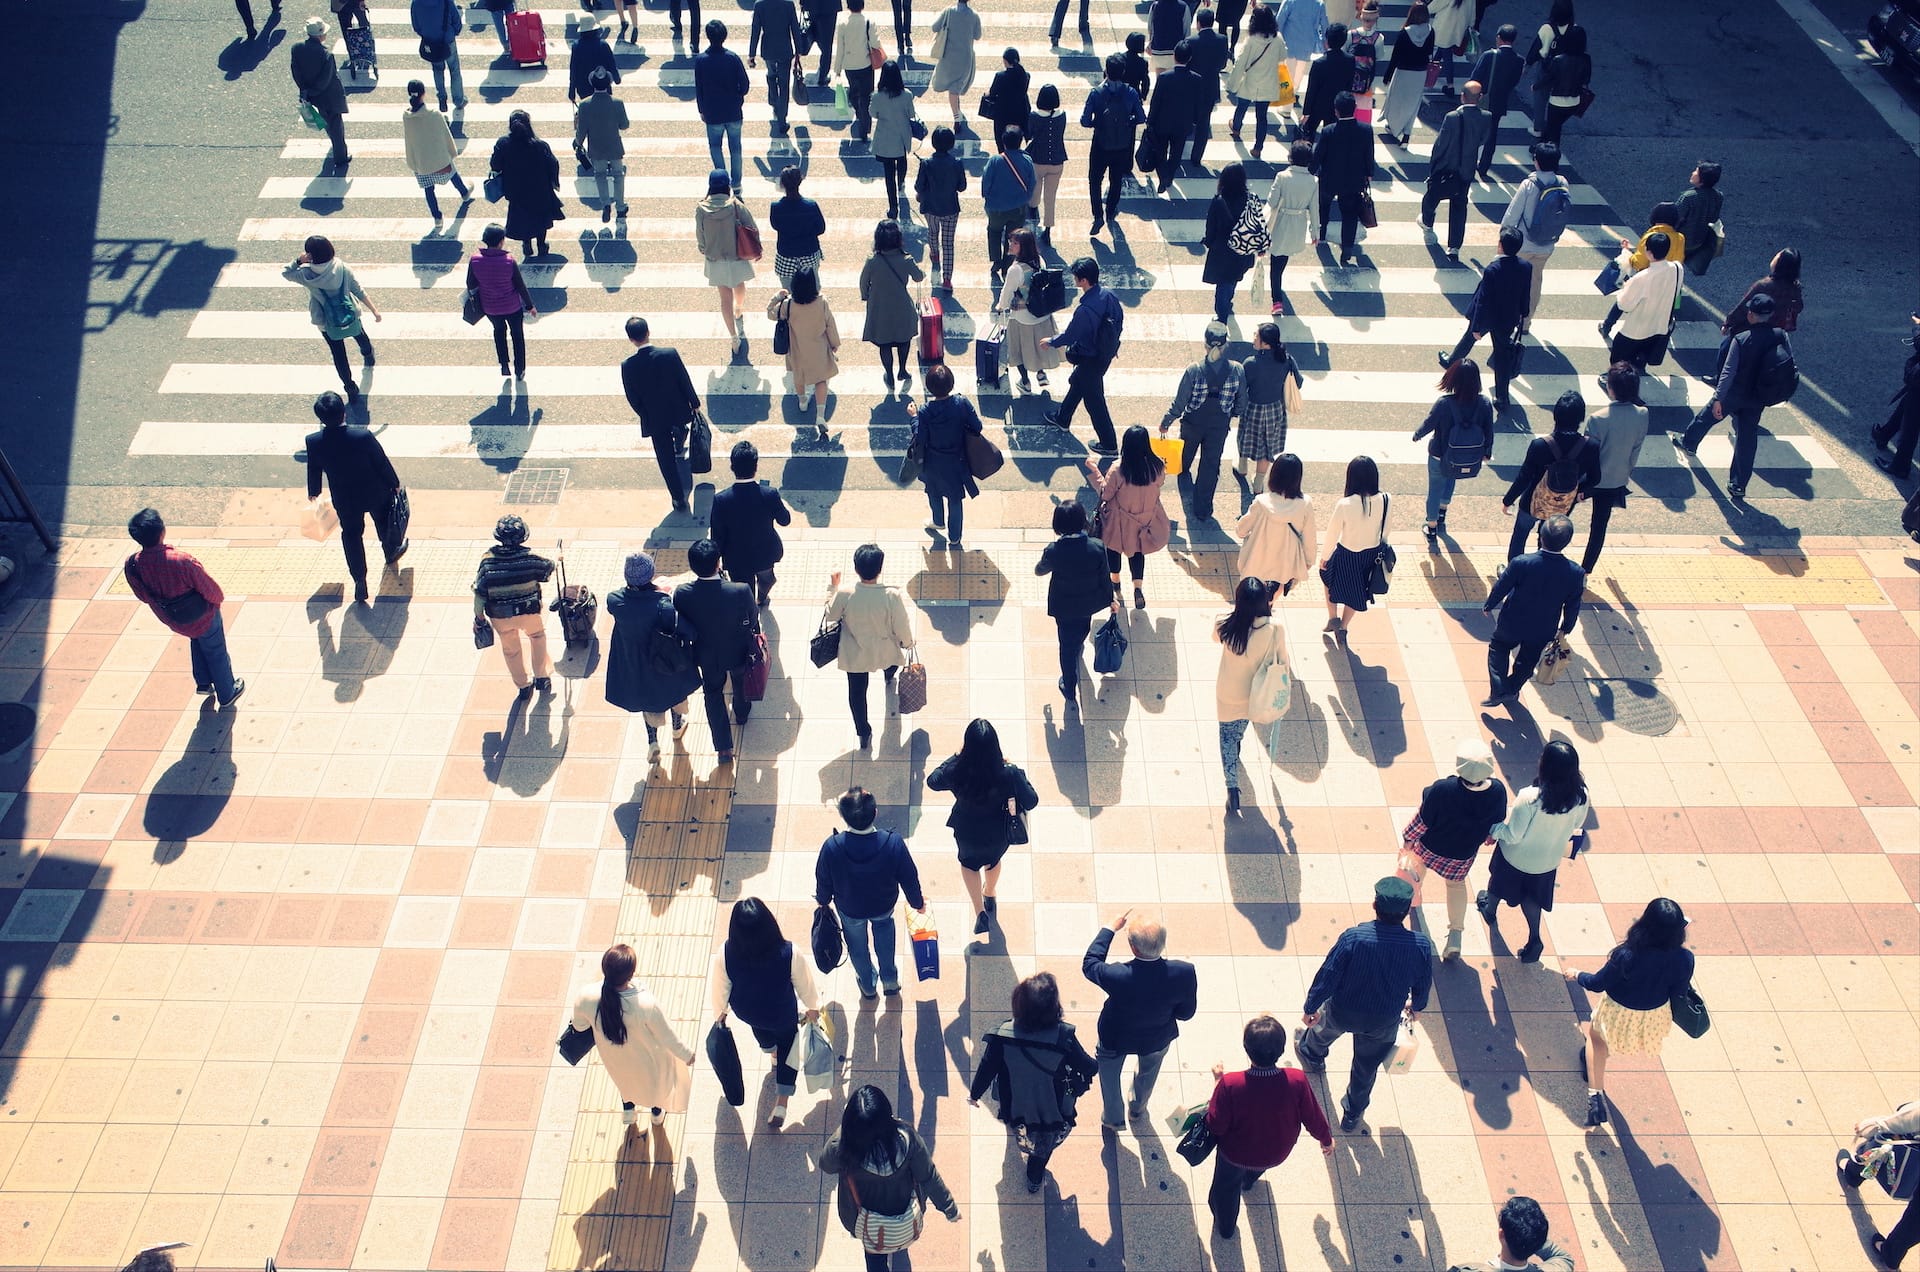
[
  {"left": 301, "top": 495, "right": 339, "bottom": 542},
  {"left": 1385, "top": 1015, "right": 1420, "bottom": 1074}
]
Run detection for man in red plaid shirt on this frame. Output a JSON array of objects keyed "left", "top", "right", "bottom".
[{"left": 122, "top": 508, "right": 245, "bottom": 707}]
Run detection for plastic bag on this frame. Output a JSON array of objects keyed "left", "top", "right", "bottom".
[
  {"left": 302, "top": 496, "right": 339, "bottom": 542},
  {"left": 1385, "top": 1014, "right": 1419, "bottom": 1074},
  {"left": 800, "top": 1016, "right": 836, "bottom": 1092}
]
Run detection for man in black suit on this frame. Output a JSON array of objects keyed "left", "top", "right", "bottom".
[
  {"left": 1082, "top": 906, "right": 1199, "bottom": 1129},
  {"left": 672, "top": 538, "right": 760, "bottom": 764},
  {"left": 1035, "top": 502, "right": 1119, "bottom": 707},
  {"left": 305, "top": 391, "right": 401, "bottom": 602},
  {"left": 1421, "top": 81, "right": 1492, "bottom": 259},
  {"left": 1146, "top": 40, "right": 1208, "bottom": 194},
  {"left": 1468, "top": 24, "right": 1524, "bottom": 179},
  {"left": 708, "top": 440, "right": 793, "bottom": 606},
  {"left": 1185, "top": 9, "right": 1230, "bottom": 170},
  {"left": 1298, "top": 21, "right": 1353, "bottom": 138},
  {"left": 1481, "top": 514, "right": 1585, "bottom": 707},
  {"left": 747, "top": 0, "right": 808, "bottom": 136},
  {"left": 1311, "top": 91, "right": 1376, "bottom": 267},
  {"left": 620, "top": 315, "right": 700, "bottom": 515}
]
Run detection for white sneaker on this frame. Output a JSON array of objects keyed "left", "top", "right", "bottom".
[
  {"left": 796, "top": 393, "right": 813, "bottom": 414},
  {"left": 621, "top": 1103, "right": 638, "bottom": 1125},
  {"left": 1442, "top": 929, "right": 1463, "bottom": 962},
  {"left": 647, "top": 741, "right": 662, "bottom": 763}
]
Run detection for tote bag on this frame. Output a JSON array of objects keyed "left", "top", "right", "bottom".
[{"left": 848, "top": 1174, "right": 925, "bottom": 1254}]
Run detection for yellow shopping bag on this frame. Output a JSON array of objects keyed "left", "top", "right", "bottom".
[
  {"left": 1149, "top": 433, "right": 1184, "bottom": 471},
  {"left": 1274, "top": 62, "right": 1295, "bottom": 109}
]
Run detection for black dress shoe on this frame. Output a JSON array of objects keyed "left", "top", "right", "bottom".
[
  {"left": 1339, "top": 1107, "right": 1362, "bottom": 1132},
  {"left": 1875, "top": 456, "right": 1912, "bottom": 478}
]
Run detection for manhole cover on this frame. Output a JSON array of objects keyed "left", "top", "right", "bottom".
[
  {"left": 503, "top": 467, "right": 569, "bottom": 505},
  {"left": 0, "top": 703, "right": 35, "bottom": 753},
  {"left": 1583, "top": 678, "right": 1678, "bottom": 737}
]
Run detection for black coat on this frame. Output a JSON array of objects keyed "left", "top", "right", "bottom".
[
  {"left": 913, "top": 396, "right": 983, "bottom": 501},
  {"left": 1187, "top": 28, "right": 1230, "bottom": 103},
  {"left": 672, "top": 575, "right": 759, "bottom": 673},
  {"left": 709, "top": 479, "right": 792, "bottom": 578},
  {"left": 290, "top": 36, "right": 347, "bottom": 115},
  {"left": 489, "top": 134, "right": 563, "bottom": 239},
  {"left": 983, "top": 65, "right": 1030, "bottom": 127},
  {"left": 1469, "top": 44, "right": 1524, "bottom": 115},
  {"left": 1202, "top": 193, "right": 1253, "bottom": 284},
  {"left": 605, "top": 585, "right": 704, "bottom": 713},
  {"left": 750, "top": 0, "right": 809, "bottom": 60},
  {"left": 621, "top": 344, "right": 700, "bottom": 439},
  {"left": 1300, "top": 48, "right": 1353, "bottom": 127},
  {"left": 1312, "top": 117, "right": 1375, "bottom": 195},
  {"left": 305, "top": 424, "right": 399, "bottom": 514},
  {"left": 1146, "top": 66, "right": 1207, "bottom": 137},
  {"left": 1485, "top": 550, "right": 1586, "bottom": 644},
  {"left": 567, "top": 33, "right": 620, "bottom": 101},
  {"left": 1035, "top": 532, "right": 1111, "bottom": 619}
]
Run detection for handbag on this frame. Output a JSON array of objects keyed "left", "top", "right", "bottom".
[
  {"left": 556, "top": 1022, "right": 594, "bottom": 1065},
  {"left": 483, "top": 171, "right": 504, "bottom": 202},
  {"left": 472, "top": 615, "right": 495, "bottom": 649},
  {"left": 812, "top": 902, "right": 846, "bottom": 972},
  {"left": 706, "top": 1022, "right": 747, "bottom": 1106},
  {"left": 1669, "top": 984, "right": 1710, "bottom": 1039},
  {"left": 808, "top": 603, "right": 843, "bottom": 668},
  {"left": 964, "top": 430, "right": 1005, "bottom": 480},
  {"left": 1708, "top": 217, "right": 1727, "bottom": 258},
  {"left": 298, "top": 99, "right": 327, "bottom": 131},
  {"left": 978, "top": 93, "right": 998, "bottom": 121},
  {"left": 461, "top": 286, "right": 484, "bottom": 325},
  {"left": 772, "top": 297, "right": 792, "bottom": 356},
  {"left": 1870, "top": 1141, "right": 1920, "bottom": 1200},
  {"left": 800, "top": 1016, "right": 836, "bottom": 1092},
  {"left": 909, "top": 116, "right": 927, "bottom": 141},
  {"left": 688, "top": 409, "right": 714, "bottom": 474},
  {"left": 1006, "top": 806, "right": 1029, "bottom": 845},
  {"left": 1246, "top": 632, "right": 1293, "bottom": 724},
  {"left": 1282, "top": 359, "right": 1304, "bottom": 418},
  {"left": 1593, "top": 258, "right": 1624, "bottom": 295},
  {"left": 791, "top": 66, "right": 811, "bottom": 106},
  {"left": 419, "top": 34, "right": 452, "bottom": 60},
  {"left": 127, "top": 559, "right": 212, "bottom": 627},
  {"left": 1092, "top": 615, "right": 1128, "bottom": 674},
  {"left": 741, "top": 631, "right": 770, "bottom": 701},
  {"left": 1357, "top": 189, "right": 1379, "bottom": 229},
  {"left": 302, "top": 495, "right": 340, "bottom": 542},
  {"left": 1365, "top": 495, "right": 1393, "bottom": 596},
  {"left": 1175, "top": 1108, "right": 1216, "bottom": 1166},
  {"left": 734, "top": 205, "right": 764, "bottom": 262},
  {"left": 847, "top": 1173, "right": 925, "bottom": 1255},
  {"left": 896, "top": 646, "right": 928, "bottom": 714},
  {"left": 898, "top": 428, "right": 925, "bottom": 485},
  {"left": 906, "top": 906, "right": 939, "bottom": 980},
  {"left": 1536, "top": 632, "right": 1573, "bottom": 686}
]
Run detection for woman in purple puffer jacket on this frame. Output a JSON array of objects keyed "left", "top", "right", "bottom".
[{"left": 466, "top": 224, "right": 538, "bottom": 380}]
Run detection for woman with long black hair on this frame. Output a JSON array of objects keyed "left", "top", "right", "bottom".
[
  {"left": 1562, "top": 897, "right": 1694, "bottom": 1126},
  {"left": 1480, "top": 738, "right": 1590, "bottom": 963},
  {"left": 1214, "top": 577, "right": 1288, "bottom": 814},
  {"left": 821, "top": 1085, "right": 960, "bottom": 1270},
  {"left": 926, "top": 719, "right": 1040, "bottom": 934},
  {"left": 488, "top": 109, "right": 563, "bottom": 259},
  {"left": 571, "top": 943, "right": 695, "bottom": 1130},
  {"left": 1088, "top": 424, "right": 1173, "bottom": 610},
  {"left": 707, "top": 898, "right": 821, "bottom": 1128},
  {"left": 1316, "top": 455, "right": 1388, "bottom": 634},
  {"left": 1202, "top": 162, "right": 1255, "bottom": 323}
]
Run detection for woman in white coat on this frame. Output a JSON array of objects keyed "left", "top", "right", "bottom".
[
  {"left": 573, "top": 943, "right": 695, "bottom": 1129},
  {"left": 1235, "top": 452, "right": 1316, "bottom": 595},
  {"left": 1264, "top": 140, "right": 1317, "bottom": 308},
  {"left": 928, "top": 0, "right": 982, "bottom": 125},
  {"left": 1224, "top": 6, "right": 1286, "bottom": 159},
  {"left": 1479, "top": 739, "right": 1589, "bottom": 962},
  {"left": 402, "top": 79, "right": 470, "bottom": 228},
  {"left": 1428, "top": 0, "right": 1475, "bottom": 95},
  {"left": 1214, "top": 577, "right": 1288, "bottom": 815},
  {"left": 824, "top": 543, "right": 917, "bottom": 749}
]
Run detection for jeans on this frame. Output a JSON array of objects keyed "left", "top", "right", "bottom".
[
  {"left": 1317, "top": 186, "right": 1361, "bottom": 258},
  {"left": 1420, "top": 173, "right": 1469, "bottom": 252},
  {"left": 590, "top": 157, "right": 627, "bottom": 209},
  {"left": 1094, "top": 1043, "right": 1169, "bottom": 1126},
  {"left": 421, "top": 170, "right": 471, "bottom": 218},
  {"left": 837, "top": 909, "right": 899, "bottom": 995},
  {"left": 985, "top": 206, "right": 1025, "bottom": 282},
  {"left": 323, "top": 329, "right": 374, "bottom": 389},
  {"left": 747, "top": 1021, "right": 798, "bottom": 1095},
  {"left": 706, "top": 120, "right": 743, "bottom": 190},
  {"left": 1425, "top": 454, "right": 1457, "bottom": 525},
  {"left": 879, "top": 153, "right": 907, "bottom": 215},
  {"left": 488, "top": 309, "right": 527, "bottom": 376},
  {"left": 488, "top": 4, "right": 510, "bottom": 49},
  {"left": 1488, "top": 633, "right": 1548, "bottom": 698},
  {"left": 926, "top": 214, "right": 958, "bottom": 284},
  {"left": 1580, "top": 489, "right": 1621, "bottom": 573},
  {"left": 1506, "top": 504, "right": 1538, "bottom": 561},
  {"left": 1295, "top": 1001, "right": 1398, "bottom": 1119},
  {"left": 927, "top": 490, "right": 963, "bottom": 544},
  {"left": 428, "top": 43, "right": 466, "bottom": 103},
  {"left": 189, "top": 611, "right": 239, "bottom": 700},
  {"left": 1178, "top": 417, "right": 1229, "bottom": 519},
  {"left": 1230, "top": 98, "right": 1271, "bottom": 149},
  {"left": 700, "top": 663, "right": 749, "bottom": 753},
  {"left": 1681, "top": 403, "right": 1764, "bottom": 490},
  {"left": 1105, "top": 549, "right": 1144, "bottom": 580},
  {"left": 490, "top": 611, "right": 554, "bottom": 687},
  {"left": 764, "top": 55, "right": 792, "bottom": 124},
  {"left": 1212, "top": 279, "right": 1238, "bottom": 322},
  {"left": 1208, "top": 1155, "right": 1264, "bottom": 1233},
  {"left": 1058, "top": 356, "right": 1119, "bottom": 449},
  {"left": 1219, "top": 719, "right": 1249, "bottom": 790},
  {"left": 1055, "top": 613, "right": 1091, "bottom": 696},
  {"left": 1087, "top": 146, "right": 1128, "bottom": 221},
  {"left": 846, "top": 665, "right": 895, "bottom": 737},
  {"left": 648, "top": 422, "right": 692, "bottom": 506}
]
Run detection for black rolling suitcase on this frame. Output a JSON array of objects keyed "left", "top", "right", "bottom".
[{"left": 550, "top": 545, "right": 598, "bottom": 645}]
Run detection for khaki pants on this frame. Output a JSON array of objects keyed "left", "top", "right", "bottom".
[
  {"left": 1028, "top": 162, "right": 1064, "bottom": 226},
  {"left": 491, "top": 611, "right": 554, "bottom": 687}
]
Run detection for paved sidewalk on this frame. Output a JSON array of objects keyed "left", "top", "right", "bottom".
[{"left": 0, "top": 525, "right": 1913, "bottom": 1271}]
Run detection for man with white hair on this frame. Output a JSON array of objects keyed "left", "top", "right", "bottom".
[{"left": 1082, "top": 907, "right": 1199, "bottom": 1130}]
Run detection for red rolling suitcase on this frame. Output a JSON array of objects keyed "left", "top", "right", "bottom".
[
  {"left": 917, "top": 294, "right": 944, "bottom": 365},
  {"left": 506, "top": 9, "right": 547, "bottom": 66}
]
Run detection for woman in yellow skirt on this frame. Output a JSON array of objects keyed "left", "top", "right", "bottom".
[{"left": 1562, "top": 898, "right": 1695, "bottom": 1127}]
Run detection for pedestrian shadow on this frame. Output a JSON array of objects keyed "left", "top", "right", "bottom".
[
  {"left": 1089, "top": 223, "right": 1156, "bottom": 303},
  {"left": 482, "top": 685, "right": 572, "bottom": 796},
  {"left": 570, "top": 1125, "right": 680, "bottom": 1272},
  {"left": 1268, "top": 670, "right": 1332, "bottom": 786},
  {"left": 409, "top": 234, "right": 466, "bottom": 288},
  {"left": 752, "top": 126, "right": 812, "bottom": 185},
  {"left": 1430, "top": 955, "right": 1530, "bottom": 1131},
  {"left": 141, "top": 708, "right": 237, "bottom": 850},
  {"left": 308, "top": 584, "right": 409, "bottom": 702},
  {"left": 1566, "top": 1135, "right": 1664, "bottom": 1269},
  {"left": 468, "top": 388, "right": 542, "bottom": 474},
  {"left": 576, "top": 230, "right": 638, "bottom": 290},
  {"left": 1328, "top": 1125, "right": 1439, "bottom": 1269},
  {"left": 784, "top": 429, "right": 849, "bottom": 526},
  {"left": 708, "top": 365, "right": 772, "bottom": 428},
  {"left": 1224, "top": 797, "right": 1303, "bottom": 953},
  {"left": 1042, "top": 699, "right": 1091, "bottom": 806},
  {"left": 218, "top": 24, "right": 285, "bottom": 78},
  {"left": 1610, "top": 1114, "right": 1727, "bottom": 1270},
  {"left": 1321, "top": 636, "right": 1405, "bottom": 768}
]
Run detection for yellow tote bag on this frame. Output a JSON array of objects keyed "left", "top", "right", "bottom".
[
  {"left": 1149, "top": 433, "right": 1185, "bottom": 471},
  {"left": 1274, "top": 62, "right": 1296, "bottom": 109}
]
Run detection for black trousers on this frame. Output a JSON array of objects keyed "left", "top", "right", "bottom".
[
  {"left": 728, "top": 566, "right": 777, "bottom": 604},
  {"left": 846, "top": 67, "right": 875, "bottom": 138},
  {"left": 1106, "top": 549, "right": 1145, "bottom": 579},
  {"left": 764, "top": 55, "right": 792, "bottom": 124},
  {"left": 699, "top": 664, "right": 748, "bottom": 752},
  {"left": 747, "top": 1020, "right": 797, "bottom": 1089},
  {"left": 1054, "top": 613, "right": 1091, "bottom": 695},
  {"left": 809, "top": 14, "right": 836, "bottom": 83},
  {"left": 1477, "top": 110, "right": 1504, "bottom": 176},
  {"left": 648, "top": 424, "right": 689, "bottom": 506},
  {"left": 1087, "top": 146, "right": 1128, "bottom": 221},
  {"left": 322, "top": 330, "right": 374, "bottom": 388},
  {"left": 1048, "top": 0, "right": 1088, "bottom": 37},
  {"left": 1208, "top": 1156, "right": 1264, "bottom": 1233},
  {"left": 1449, "top": 325, "right": 1517, "bottom": 405},
  {"left": 1154, "top": 127, "right": 1188, "bottom": 193},
  {"left": 1488, "top": 634, "right": 1549, "bottom": 697},
  {"left": 1318, "top": 187, "right": 1361, "bottom": 258},
  {"left": 668, "top": 0, "right": 699, "bottom": 32},
  {"left": 846, "top": 665, "right": 896, "bottom": 735},
  {"left": 879, "top": 153, "right": 907, "bottom": 214},
  {"left": 1057, "top": 356, "right": 1119, "bottom": 448},
  {"left": 1179, "top": 417, "right": 1229, "bottom": 520},
  {"left": 1581, "top": 489, "right": 1622, "bottom": 573},
  {"left": 1883, "top": 1186, "right": 1920, "bottom": 1266},
  {"left": 888, "top": 0, "right": 910, "bottom": 46},
  {"left": 488, "top": 309, "right": 527, "bottom": 376},
  {"left": 320, "top": 107, "right": 349, "bottom": 165},
  {"left": 1269, "top": 253, "right": 1290, "bottom": 296},
  {"left": 338, "top": 504, "right": 371, "bottom": 583},
  {"left": 1876, "top": 400, "right": 1920, "bottom": 477},
  {"left": 1420, "top": 174, "right": 1469, "bottom": 252}
]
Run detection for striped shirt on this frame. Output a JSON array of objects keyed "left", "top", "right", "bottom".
[
  {"left": 123, "top": 544, "right": 224, "bottom": 638},
  {"left": 1304, "top": 920, "right": 1433, "bottom": 1022}
]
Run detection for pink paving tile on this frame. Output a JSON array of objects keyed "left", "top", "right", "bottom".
[
  {"left": 1769, "top": 644, "right": 1838, "bottom": 683},
  {"left": 1155, "top": 903, "right": 1239, "bottom": 955},
  {"left": 451, "top": 898, "right": 523, "bottom": 949},
  {"left": 1805, "top": 805, "right": 1881, "bottom": 854},
  {"left": 403, "top": 847, "right": 475, "bottom": 895},
  {"left": 0, "top": 793, "right": 73, "bottom": 838},
  {"left": 530, "top": 850, "right": 595, "bottom": 897},
  {"left": 1683, "top": 807, "right": 1755, "bottom": 855},
  {"left": 194, "top": 895, "right": 270, "bottom": 945},
  {"left": 129, "top": 893, "right": 203, "bottom": 943},
  {"left": 278, "top": 1195, "right": 370, "bottom": 1269},
  {"left": 467, "top": 1068, "right": 548, "bottom": 1130},
  {"left": 26, "top": 840, "right": 108, "bottom": 889},
  {"left": 1793, "top": 904, "right": 1879, "bottom": 956},
  {"left": 261, "top": 895, "right": 334, "bottom": 945},
  {"left": 1602, "top": 1072, "right": 1688, "bottom": 1134},
  {"left": 323, "top": 1065, "right": 410, "bottom": 1127},
  {"left": 434, "top": 759, "right": 498, "bottom": 801},
  {"left": 479, "top": 802, "right": 547, "bottom": 848},
  {"left": 327, "top": 896, "right": 394, "bottom": 945},
  {"left": 1751, "top": 610, "right": 1816, "bottom": 647},
  {"left": 482, "top": 1006, "right": 559, "bottom": 1067},
  {"left": 1328, "top": 807, "right": 1398, "bottom": 853},
  {"left": 46, "top": 631, "right": 121, "bottom": 670},
  {"left": 552, "top": 756, "right": 617, "bottom": 802},
  {"left": 581, "top": 900, "right": 619, "bottom": 950},
  {"left": 1552, "top": 858, "right": 1598, "bottom": 904},
  {"left": 70, "top": 598, "right": 134, "bottom": 632},
  {"left": 302, "top": 1128, "right": 390, "bottom": 1194},
  {"left": 1813, "top": 720, "right": 1896, "bottom": 764},
  {"left": 1737, "top": 806, "right": 1813, "bottom": 849},
  {"left": 366, "top": 949, "right": 445, "bottom": 1004},
  {"left": 1621, "top": 808, "right": 1701, "bottom": 856},
  {"left": 1789, "top": 680, "right": 1861, "bottom": 722},
  {"left": 237, "top": 797, "right": 311, "bottom": 842},
  {"left": 1889, "top": 856, "right": 1920, "bottom": 904},
  {"left": 429, "top": 1197, "right": 516, "bottom": 1271},
  {"left": 76, "top": 889, "right": 143, "bottom": 942},
  {"left": 1875, "top": 576, "right": 1920, "bottom": 609},
  {"left": 447, "top": 1129, "right": 534, "bottom": 1197},
  {"left": 357, "top": 798, "right": 429, "bottom": 845},
  {"left": 1478, "top": 1133, "right": 1563, "bottom": 1204},
  {"left": 499, "top": 951, "right": 574, "bottom": 1006},
  {"left": 1836, "top": 762, "right": 1913, "bottom": 806},
  {"left": 1870, "top": 638, "right": 1920, "bottom": 686},
  {"left": 1855, "top": 903, "right": 1920, "bottom": 956},
  {"left": 1730, "top": 906, "right": 1812, "bottom": 958},
  {"left": 107, "top": 711, "right": 180, "bottom": 751},
  {"left": 297, "top": 798, "right": 370, "bottom": 845},
  {"left": 345, "top": 1005, "right": 428, "bottom": 1064},
  {"left": 84, "top": 751, "right": 161, "bottom": 795}
]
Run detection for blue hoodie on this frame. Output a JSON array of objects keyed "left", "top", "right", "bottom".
[
  {"left": 815, "top": 829, "right": 925, "bottom": 919},
  {"left": 410, "top": 0, "right": 461, "bottom": 43}
]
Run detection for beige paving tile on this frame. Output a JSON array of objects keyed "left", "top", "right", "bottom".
[
  {"left": 77, "top": 1122, "right": 177, "bottom": 1193},
  {"left": 0, "top": 1192, "right": 67, "bottom": 1268},
  {"left": 355, "top": 1195, "right": 446, "bottom": 1270},
  {"left": 198, "top": 1194, "right": 298, "bottom": 1269},
  {"left": 155, "top": 1124, "right": 252, "bottom": 1193},
  {"left": 5, "top": 1121, "right": 104, "bottom": 1191},
  {"left": 120, "top": 1192, "right": 222, "bottom": 1269}
]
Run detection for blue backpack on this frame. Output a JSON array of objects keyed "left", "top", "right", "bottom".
[{"left": 1525, "top": 174, "right": 1575, "bottom": 245}]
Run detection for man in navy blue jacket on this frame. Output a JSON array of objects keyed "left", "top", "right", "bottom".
[
  {"left": 1468, "top": 24, "right": 1525, "bottom": 179},
  {"left": 1439, "top": 226, "right": 1532, "bottom": 411},
  {"left": 708, "top": 440, "right": 793, "bottom": 605},
  {"left": 747, "top": 0, "right": 808, "bottom": 135},
  {"left": 1481, "top": 514, "right": 1585, "bottom": 706},
  {"left": 816, "top": 786, "right": 925, "bottom": 999},
  {"left": 693, "top": 20, "right": 751, "bottom": 191},
  {"left": 1043, "top": 258, "right": 1124, "bottom": 455},
  {"left": 1083, "top": 907, "right": 1199, "bottom": 1129}
]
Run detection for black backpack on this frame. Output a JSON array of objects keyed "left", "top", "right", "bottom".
[
  {"left": 646, "top": 600, "right": 696, "bottom": 677},
  {"left": 1026, "top": 267, "right": 1067, "bottom": 317},
  {"left": 1745, "top": 330, "right": 1800, "bottom": 407},
  {"left": 1093, "top": 303, "right": 1122, "bottom": 361},
  {"left": 1092, "top": 84, "right": 1135, "bottom": 150}
]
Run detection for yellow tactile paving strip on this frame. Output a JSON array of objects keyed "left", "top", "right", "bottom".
[
  {"left": 97, "top": 541, "right": 1892, "bottom": 608},
  {"left": 545, "top": 767, "right": 732, "bottom": 1272}
]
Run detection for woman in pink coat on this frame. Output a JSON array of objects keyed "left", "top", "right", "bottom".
[{"left": 1086, "top": 424, "right": 1173, "bottom": 610}]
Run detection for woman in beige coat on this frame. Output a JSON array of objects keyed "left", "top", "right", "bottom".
[
  {"left": 824, "top": 543, "right": 917, "bottom": 749},
  {"left": 1214, "top": 577, "right": 1288, "bottom": 814},
  {"left": 1087, "top": 424, "right": 1173, "bottom": 611},
  {"left": 768, "top": 266, "right": 841, "bottom": 420},
  {"left": 693, "top": 167, "right": 759, "bottom": 350},
  {"left": 402, "top": 79, "right": 470, "bottom": 228},
  {"left": 1234, "top": 452, "right": 1317, "bottom": 596},
  {"left": 571, "top": 944, "right": 695, "bottom": 1129}
]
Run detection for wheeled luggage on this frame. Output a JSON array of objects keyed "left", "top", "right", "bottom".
[
  {"left": 343, "top": 24, "right": 378, "bottom": 78},
  {"left": 917, "top": 294, "right": 944, "bottom": 365},
  {"left": 974, "top": 323, "right": 1004, "bottom": 387},
  {"left": 506, "top": 9, "right": 546, "bottom": 66},
  {"left": 551, "top": 547, "right": 598, "bottom": 645}
]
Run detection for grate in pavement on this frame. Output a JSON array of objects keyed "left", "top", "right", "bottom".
[
  {"left": 1584, "top": 678, "right": 1680, "bottom": 737},
  {"left": 503, "top": 467, "right": 570, "bottom": 505},
  {"left": 0, "top": 703, "right": 35, "bottom": 754}
]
